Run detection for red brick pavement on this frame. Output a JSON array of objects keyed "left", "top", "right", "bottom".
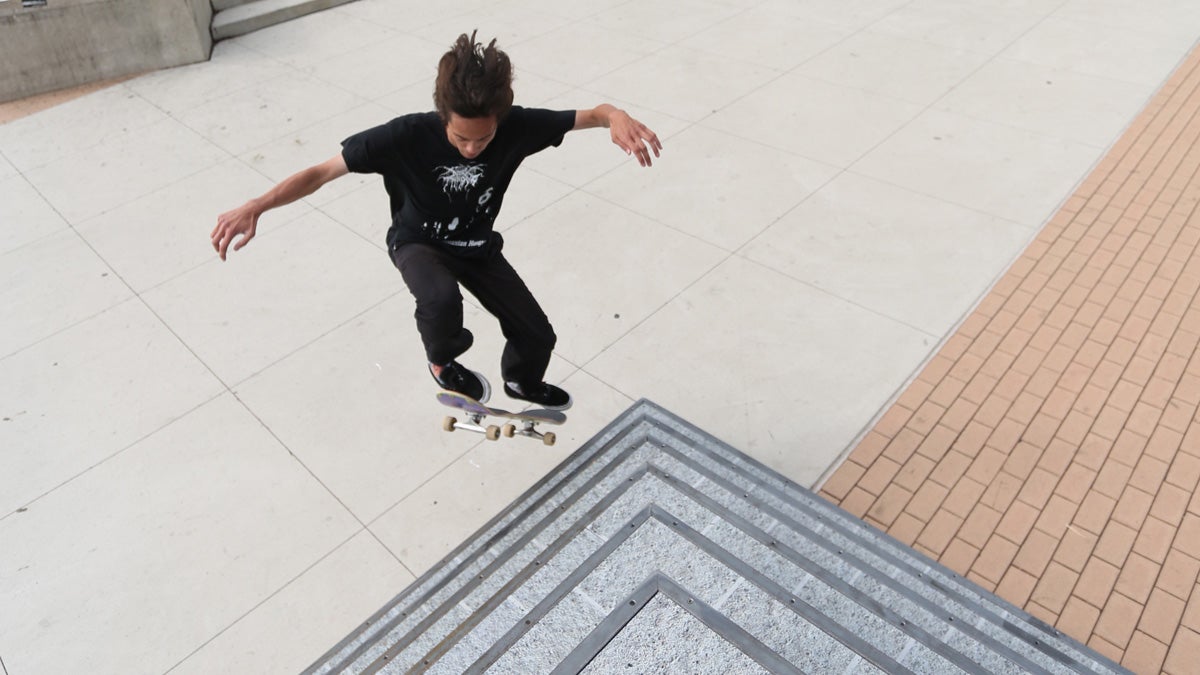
[{"left": 820, "top": 43, "right": 1200, "bottom": 674}]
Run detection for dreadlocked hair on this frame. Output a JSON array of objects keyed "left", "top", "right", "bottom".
[{"left": 434, "top": 31, "right": 514, "bottom": 122}]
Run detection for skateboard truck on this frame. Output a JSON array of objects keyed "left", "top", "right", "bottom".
[
  {"left": 501, "top": 419, "right": 556, "bottom": 446},
  {"left": 441, "top": 413, "right": 503, "bottom": 441},
  {"left": 437, "top": 391, "right": 565, "bottom": 446}
]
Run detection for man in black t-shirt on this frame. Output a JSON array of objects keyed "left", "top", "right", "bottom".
[{"left": 212, "top": 32, "right": 662, "bottom": 410}]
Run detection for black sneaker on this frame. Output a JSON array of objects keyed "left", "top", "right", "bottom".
[
  {"left": 504, "top": 381, "right": 572, "bottom": 411},
  {"left": 430, "top": 361, "right": 491, "bottom": 403}
]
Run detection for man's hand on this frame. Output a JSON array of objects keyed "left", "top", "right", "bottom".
[
  {"left": 211, "top": 202, "right": 260, "bottom": 261},
  {"left": 210, "top": 154, "right": 349, "bottom": 261},
  {"left": 574, "top": 105, "right": 663, "bottom": 167},
  {"left": 608, "top": 109, "right": 662, "bottom": 167}
]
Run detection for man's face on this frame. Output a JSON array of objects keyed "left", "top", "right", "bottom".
[{"left": 445, "top": 113, "right": 498, "bottom": 160}]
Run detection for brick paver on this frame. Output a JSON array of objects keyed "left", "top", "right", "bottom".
[{"left": 820, "top": 42, "right": 1200, "bottom": 672}]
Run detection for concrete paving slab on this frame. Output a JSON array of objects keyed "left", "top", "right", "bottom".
[
  {"left": 0, "top": 150, "right": 15, "bottom": 181},
  {"left": 0, "top": 84, "right": 168, "bottom": 174},
  {"left": 169, "top": 531, "right": 414, "bottom": 675},
  {"left": 502, "top": 191, "right": 727, "bottom": 366},
  {"left": 587, "top": 0, "right": 743, "bottom": 44},
  {"left": 373, "top": 76, "right": 440, "bottom": 116},
  {"left": 494, "top": 169, "right": 574, "bottom": 234},
  {"left": 2, "top": 0, "right": 1197, "bottom": 671},
  {"left": 679, "top": 8, "right": 855, "bottom": 71},
  {"left": 328, "top": 0, "right": 488, "bottom": 31},
  {"left": 933, "top": 57, "right": 1157, "bottom": 148},
  {"left": 851, "top": 108, "right": 1102, "bottom": 226},
  {"left": 303, "top": 34, "right": 440, "bottom": 101},
  {"left": 230, "top": 6, "right": 397, "bottom": 68},
  {"left": 143, "top": 210, "right": 397, "bottom": 386},
  {"left": 0, "top": 299, "right": 223, "bottom": 515},
  {"left": 0, "top": 393, "right": 359, "bottom": 675},
  {"left": 866, "top": 1, "right": 1048, "bottom": 54},
  {"left": 742, "top": 172, "right": 1032, "bottom": 335},
  {"left": 1002, "top": 16, "right": 1196, "bottom": 85},
  {"left": 585, "top": 124, "right": 840, "bottom": 252},
  {"left": 368, "top": 369, "right": 634, "bottom": 579},
  {"left": 584, "top": 256, "right": 933, "bottom": 485},
  {"left": 705, "top": 73, "right": 926, "bottom": 168},
  {"left": 231, "top": 294, "right": 474, "bottom": 523},
  {"left": 1052, "top": 0, "right": 1200, "bottom": 40},
  {"left": 505, "top": 24, "right": 665, "bottom": 87},
  {"left": 176, "top": 72, "right": 369, "bottom": 157},
  {"left": 588, "top": 46, "right": 783, "bottom": 124},
  {"left": 23, "top": 118, "right": 228, "bottom": 225},
  {"left": 411, "top": 5, "right": 573, "bottom": 48},
  {"left": 794, "top": 30, "right": 994, "bottom": 106},
  {"left": 756, "top": 0, "right": 909, "bottom": 29},
  {"left": 76, "top": 159, "right": 313, "bottom": 293},
  {"left": 317, "top": 180, "right": 394, "bottom": 248},
  {"left": 523, "top": 97, "right": 690, "bottom": 187},
  {"left": 0, "top": 229, "right": 132, "bottom": 356},
  {"left": 0, "top": 173, "right": 69, "bottom": 256},
  {"left": 236, "top": 101, "right": 393, "bottom": 207},
  {"left": 124, "top": 41, "right": 292, "bottom": 117}
]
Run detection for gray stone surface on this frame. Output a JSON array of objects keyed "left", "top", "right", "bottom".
[
  {"left": 0, "top": 0, "right": 211, "bottom": 102},
  {"left": 304, "top": 400, "right": 1130, "bottom": 674},
  {"left": 579, "top": 593, "right": 769, "bottom": 675}
]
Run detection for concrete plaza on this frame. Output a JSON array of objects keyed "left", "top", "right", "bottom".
[{"left": 3, "top": 0, "right": 1199, "bottom": 672}]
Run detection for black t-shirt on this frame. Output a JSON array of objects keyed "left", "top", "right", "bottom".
[{"left": 340, "top": 106, "right": 576, "bottom": 257}]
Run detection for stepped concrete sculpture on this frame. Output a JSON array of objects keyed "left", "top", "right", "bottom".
[{"left": 306, "top": 400, "right": 1129, "bottom": 674}]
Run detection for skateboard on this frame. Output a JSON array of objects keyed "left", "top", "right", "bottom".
[{"left": 436, "top": 391, "right": 566, "bottom": 446}]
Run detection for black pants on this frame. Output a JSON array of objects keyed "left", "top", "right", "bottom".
[{"left": 391, "top": 240, "right": 556, "bottom": 387}]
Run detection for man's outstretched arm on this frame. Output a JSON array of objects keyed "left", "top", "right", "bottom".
[
  {"left": 574, "top": 104, "right": 663, "bottom": 167},
  {"left": 211, "top": 153, "right": 350, "bottom": 260}
]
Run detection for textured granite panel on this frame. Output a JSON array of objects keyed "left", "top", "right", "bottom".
[
  {"left": 306, "top": 401, "right": 1129, "bottom": 675},
  {"left": 363, "top": 445, "right": 661, "bottom": 670},
  {"left": 579, "top": 593, "right": 770, "bottom": 675},
  {"left": 574, "top": 519, "right": 743, "bottom": 613},
  {"left": 486, "top": 591, "right": 609, "bottom": 673},
  {"left": 415, "top": 598, "right": 528, "bottom": 675}
]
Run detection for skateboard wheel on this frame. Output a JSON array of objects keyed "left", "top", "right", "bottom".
[
  {"left": 502, "top": 424, "right": 516, "bottom": 438},
  {"left": 443, "top": 416, "right": 457, "bottom": 432},
  {"left": 485, "top": 425, "right": 501, "bottom": 441},
  {"left": 543, "top": 432, "right": 556, "bottom": 446}
]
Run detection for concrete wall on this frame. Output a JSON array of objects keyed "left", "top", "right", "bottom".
[{"left": 0, "top": 0, "right": 213, "bottom": 103}]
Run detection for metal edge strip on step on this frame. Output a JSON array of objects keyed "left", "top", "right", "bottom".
[
  {"left": 363, "top": 460, "right": 666, "bottom": 673},
  {"left": 466, "top": 506, "right": 915, "bottom": 675},
  {"left": 640, "top": 457, "right": 1051, "bottom": 675},
  {"left": 638, "top": 414, "right": 1128, "bottom": 674},
  {"left": 551, "top": 573, "right": 806, "bottom": 675},
  {"left": 302, "top": 405, "right": 659, "bottom": 673}
]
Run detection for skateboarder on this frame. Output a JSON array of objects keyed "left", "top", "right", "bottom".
[{"left": 212, "top": 31, "right": 662, "bottom": 411}]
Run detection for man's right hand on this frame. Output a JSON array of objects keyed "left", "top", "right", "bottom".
[
  {"left": 210, "top": 154, "right": 350, "bottom": 261},
  {"left": 211, "top": 202, "right": 261, "bottom": 261}
]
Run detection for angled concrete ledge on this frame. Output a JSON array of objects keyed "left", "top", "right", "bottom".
[
  {"left": 0, "top": 0, "right": 212, "bottom": 103},
  {"left": 212, "top": 0, "right": 358, "bottom": 41},
  {"left": 306, "top": 400, "right": 1130, "bottom": 674}
]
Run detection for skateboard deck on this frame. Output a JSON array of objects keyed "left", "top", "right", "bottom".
[{"left": 437, "top": 391, "right": 566, "bottom": 445}]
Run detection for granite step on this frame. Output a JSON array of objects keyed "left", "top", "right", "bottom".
[
  {"left": 211, "top": 0, "right": 357, "bottom": 41},
  {"left": 305, "top": 400, "right": 1129, "bottom": 674}
]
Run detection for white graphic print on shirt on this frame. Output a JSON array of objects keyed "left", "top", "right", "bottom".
[
  {"left": 424, "top": 163, "right": 493, "bottom": 246},
  {"left": 437, "top": 164, "right": 485, "bottom": 193}
]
